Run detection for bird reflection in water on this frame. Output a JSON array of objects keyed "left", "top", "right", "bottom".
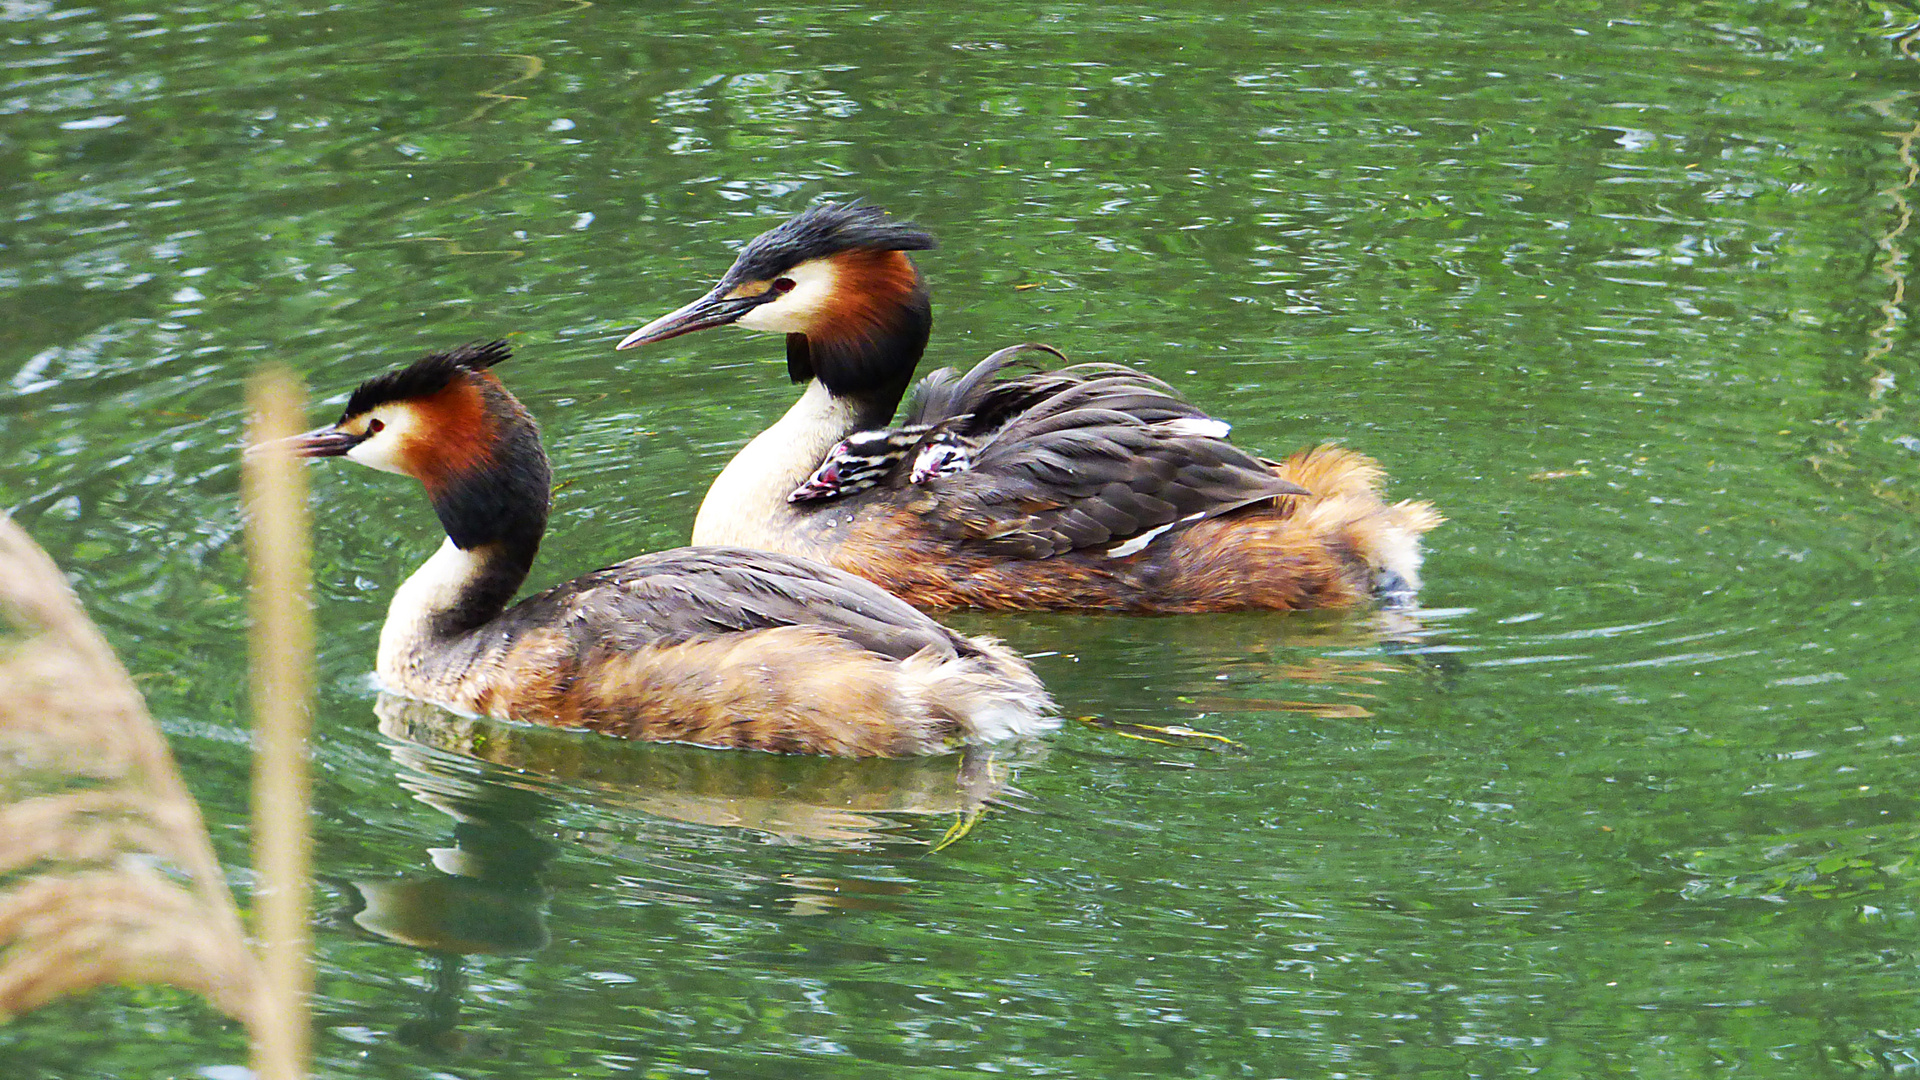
[{"left": 331, "top": 694, "right": 1049, "bottom": 1056}]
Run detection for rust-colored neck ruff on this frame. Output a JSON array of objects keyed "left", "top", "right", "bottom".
[
  {"left": 404, "top": 379, "right": 494, "bottom": 491},
  {"left": 785, "top": 249, "right": 930, "bottom": 402}
]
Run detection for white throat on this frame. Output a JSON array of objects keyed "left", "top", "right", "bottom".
[
  {"left": 376, "top": 538, "right": 489, "bottom": 685},
  {"left": 691, "top": 380, "right": 869, "bottom": 551}
]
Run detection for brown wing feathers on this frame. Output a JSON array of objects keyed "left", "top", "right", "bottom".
[
  {"left": 901, "top": 358, "right": 1309, "bottom": 558},
  {"left": 500, "top": 547, "right": 963, "bottom": 664},
  {"left": 903, "top": 343, "right": 1066, "bottom": 427}
]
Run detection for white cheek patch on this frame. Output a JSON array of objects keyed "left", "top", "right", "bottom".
[
  {"left": 343, "top": 406, "right": 418, "bottom": 476},
  {"left": 737, "top": 258, "right": 839, "bottom": 334}
]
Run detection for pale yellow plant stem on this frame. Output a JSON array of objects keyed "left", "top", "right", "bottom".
[{"left": 243, "top": 367, "right": 313, "bottom": 1080}]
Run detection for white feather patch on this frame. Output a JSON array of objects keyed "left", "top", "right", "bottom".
[
  {"left": 693, "top": 380, "right": 868, "bottom": 548},
  {"left": 376, "top": 539, "right": 488, "bottom": 681},
  {"left": 900, "top": 640, "right": 1057, "bottom": 744},
  {"left": 1156, "top": 417, "right": 1231, "bottom": 439},
  {"left": 1105, "top": 511, "right": 1205, "bottom": 559}
]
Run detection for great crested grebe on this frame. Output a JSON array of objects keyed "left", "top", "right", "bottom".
[
  {"left": 254, "top": 342, "right": 1054, "bottom": 757},
  {"left": 616, "top": 203, "right": 1442, "bottom": 613}
]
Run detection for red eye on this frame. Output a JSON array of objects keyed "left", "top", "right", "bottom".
[
  {"left": 771, "top": 277, "right": 796, "bottom": 295},
  {"left": 367, "top": 418, "right": 385, "bottom": 435}
]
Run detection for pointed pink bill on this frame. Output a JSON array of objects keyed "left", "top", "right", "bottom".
[
  {"left": 616, "top": 287, "right": 764, "bottom": 350},
  {"left": 245, "top": 425, "right": 361, "bottom": 460}
]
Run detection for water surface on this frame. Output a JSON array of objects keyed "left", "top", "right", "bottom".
[{"left": 5, "top": 1, "right": 1920, "bottom": 1076}]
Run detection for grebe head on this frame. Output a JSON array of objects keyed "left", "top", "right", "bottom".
[
  {"left": 260, "top": 341, "right": 550, "bottom": 551},
  {"left": 618, "top": 203, "right": 936, "bottom": 398},
  {"left": 908, "top": 429, "right": 975, "bottom": 484}
]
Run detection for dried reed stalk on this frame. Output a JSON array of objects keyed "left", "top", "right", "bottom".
[
  {"left": 0, "top": 516, "right": 260, "bottom": 1024},
  {"left": 242, "top": 366, "right": 314, "bottom": 1080}
]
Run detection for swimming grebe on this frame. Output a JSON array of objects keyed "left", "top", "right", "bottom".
[
  {"left": 254, "top": 342, "right": 1054, "bottom": 757},
  {"left": 617, "top": 203, "right": 1442, "bottom": 613}
]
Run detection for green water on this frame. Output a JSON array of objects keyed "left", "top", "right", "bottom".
[{"left": 5, "top": 0, "right": 1920, "bottom": 1075}]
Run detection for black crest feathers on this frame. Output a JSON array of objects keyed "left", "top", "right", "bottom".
[
  {"left": 727, "top": 202, "right": 936, "bottom": 283},
  {"left": 340, "top": 340, "right": 513, "bottom": 420}
]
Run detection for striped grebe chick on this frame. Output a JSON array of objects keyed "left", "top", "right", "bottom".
[
  {"left": 255, "top": 342, "right": 1054, "bottom": 757},
  {"left": 909, "top": 428, "right": 975, "bottom": 484},
  {"left": 788, "top": 424, "right": 935, "bottom": 504},
  {"left": 785, "top": 343, "right": 1068, "bottom": 503},
  {"left": 617, "top": 203, "right": 1442, "bottom": 613},
  {"left": 790, "top": 344, "right": 1243, "bottom": 504},
  {"left": 787, "top": 422, "right": 979, "bottom": 504}
]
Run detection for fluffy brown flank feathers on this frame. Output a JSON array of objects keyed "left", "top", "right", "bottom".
[{"left": 823, "top": 445, "right": 1442, "bottom": 612}]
